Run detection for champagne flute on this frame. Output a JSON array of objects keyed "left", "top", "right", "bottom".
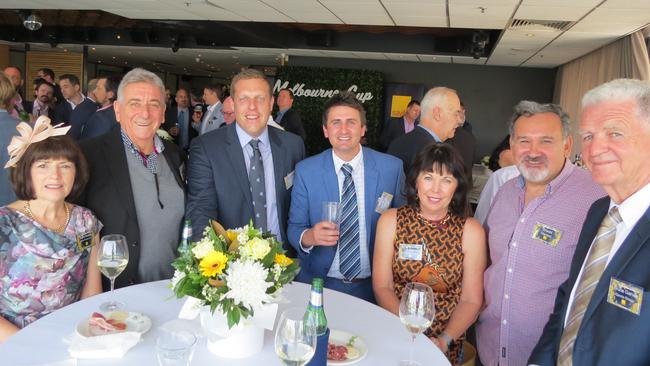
[
  {"left": 97, "top": 234, "right": 129, "bottom": 312},
  {"left": 399, "top": 282, "right": 435, "bottom": 366},
  {"left": 275, "top": 307, "right": 317, "bottom": 366}
]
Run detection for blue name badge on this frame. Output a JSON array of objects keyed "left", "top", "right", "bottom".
[{"left": 607, "top": 277, "right": 643, "bottom": 315}]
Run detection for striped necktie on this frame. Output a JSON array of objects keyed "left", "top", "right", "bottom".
[
  {"left": 557, "top": 206, "right": 622, "bottom": 366},
  {"left": 338, "top": 163, "right": 361, "bottom": 280}
]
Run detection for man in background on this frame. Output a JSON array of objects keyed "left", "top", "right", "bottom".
[
  {"left": 69, "top": 78, "right": 99, "bottom": 139},
  {"left": 164, "top": 88, "right": 196, "bottom": 150},
  {"left": 379, "top": 100, "right": 420, "bottom": 151},
  {"left": 276, "top": 88, "right": 306, "bottom": 141},
  {"left": 80, "top": 75, "right": 121, "bottom": 139},
  {"left": 198, "top": 84, "right": 225, "bottom": 135},
  {"left": 55, "top": 74, "right": 84, "bottom": 124}
]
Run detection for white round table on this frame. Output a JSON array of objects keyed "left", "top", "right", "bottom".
[{"left": 0, "top": 280, "right": 450, "bottom": 365}]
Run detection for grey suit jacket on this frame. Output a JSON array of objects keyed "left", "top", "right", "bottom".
[
  {"left": 0, "top": 110, "right": 19, "bottom": 206},
  {"left": 199, "top": 102, "right": 225, "bottom": 135},
  {"left": 186, "top": 123, "right": 305, "bottom": 251}
]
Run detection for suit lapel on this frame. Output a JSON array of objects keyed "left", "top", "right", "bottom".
[
  {"left": 584, "top": 204, "right": 650, "bottom": 324},
  {"left": 161, "top": 142, "right": 184, "bottom": 189},
  {"left": 103, "top": 127, "right": 138, "bottom": 222},
  {"left": 362, "top": 148, "right": 379, "bottom": 247},
  {"left": 224, "top": 125, "right": 253, "bottom": 206},
  {"left": 269, "top": 128, "right": 287, "bottom": 221},
  {"left": 321, "top": 149, "right": 340, "bottom": 202}
]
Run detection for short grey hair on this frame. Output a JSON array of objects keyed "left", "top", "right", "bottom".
[
  {"left": 581, "top": 78, "right": 650, "bottom": 123},
  {"left": 116, "top": 68, "right": 165, "bottom": 103},
  {"left": 230, "top": 68, "right": 271, "bottom": 96},
  {"left": 509, "top": 100, "right": 572, "bottom": 140},
  {"left": 420, "top": 87, "right": 457, "bottom": 117}
]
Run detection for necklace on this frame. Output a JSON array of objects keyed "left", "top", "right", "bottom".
[
  {"left": 23, "top": 201, "right": 71, "bottom": 233},
  {"left": 417, "top": 210, "right": 450, "bottom": 229}
]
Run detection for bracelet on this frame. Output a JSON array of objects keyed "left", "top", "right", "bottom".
[{"left": 439, "top": 332, "right": 454, "bottom": 348}]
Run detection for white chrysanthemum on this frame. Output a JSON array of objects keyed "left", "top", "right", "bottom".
[
  {"left": 223, "top": 259, "right": 272, "bottom": 309},
  {"left": 239, "top": 237, "right": 271, "bottom": 260},
  {"left": 237, "top": 231, "right": 249, "bottom": 244},
  {"left": 171, "top": 270, "right": 185, "bottom": 288},
  {"left": 192, "top": 237, "right": 214, "bottom": 259}
]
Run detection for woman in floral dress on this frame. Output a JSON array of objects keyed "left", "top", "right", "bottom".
[
  {"left": 0, "top": 118, "right": 102, "bottom": 342},
  {"left": 373, "top": 143, "right": 487, "bottom": 365}
]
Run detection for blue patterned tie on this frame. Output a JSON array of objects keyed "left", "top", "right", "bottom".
[
  {"left": 249, "top": 139, "right": 267, "bottom": 232},
  {"left": 339, "top": 163, "right": 361, "bottom": 280}
]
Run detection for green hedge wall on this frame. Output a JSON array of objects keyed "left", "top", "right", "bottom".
[{"left": 274, "top": 66, "right": 384, "bottom": 156}]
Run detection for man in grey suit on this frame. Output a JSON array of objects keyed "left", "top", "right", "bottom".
[
  {"left": 198, "top": 84, "right": 226, "bottom": 135},
  {"left": 186, "top": 69, "right": 305, "bottom": 252},
  {"left": 0, "top": 73, "right": 19, "bottom": 205}
]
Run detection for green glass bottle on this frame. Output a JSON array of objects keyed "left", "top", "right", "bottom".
[
  {"left": 179, "top": 219, "right": 192, "bottom": 254},
  {"left": 304, "top": 278, "right": 328, "bottom": 336}
]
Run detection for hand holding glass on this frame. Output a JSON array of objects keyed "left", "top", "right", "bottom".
[
  {"left": 97, "top": 234, "right": 129, "bottom": 311},
  {"left": 399, "top": 282, "right": 435, "bottom": 366},
  {"left": 275, "top": 307, "right": 317, "bottom": 366},
  {"left": 322, "top": 201, "right": 340, "bottom": 227}
]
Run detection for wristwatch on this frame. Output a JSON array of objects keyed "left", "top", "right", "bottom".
[{"left": 439, "top": 332, "right": 454, "bottom": 349}]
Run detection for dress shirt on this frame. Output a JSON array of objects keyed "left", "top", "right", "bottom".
[
  {"left": 32, "top": 100, "right": 50, "bottom": 117},
  {"left": 325, "top": 149, "right": 370, "bottom": 280},
  {"left": 474, "top": 165, "right": 520, "bottom": 224},
  {"left": 563, "top": 181, "right": 650, "bottom": 326},
  {"left": 403, "top": 117, "right": 416, "bottom": 134},
  {"left": 417, "top": 125, "right": 442, "bottom": 142},
  {"left": 235, "top": 124, "right": 281, "bottom": 241},
  {"left": 477, "top": 161, "right": 604, "bottom": 366}
]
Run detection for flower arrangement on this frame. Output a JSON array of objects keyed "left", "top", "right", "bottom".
[{"left": 171, "top": 221, "right": 300, "bottom": 328}]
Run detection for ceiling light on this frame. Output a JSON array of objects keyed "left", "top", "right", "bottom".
[
  {"left": 23, "top": 14, "right": 42, "bottom": 31},
  {"left": 116, "top": 34, "right": 121, "bottom": 40},
  {"left": 525, "top": 33, "right": 535, "bottom": 37}
]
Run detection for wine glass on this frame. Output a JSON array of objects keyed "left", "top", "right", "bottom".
[
  {"left": 97, "top": 234, "right": 129, "bottom": 312},
  {"left": 275, "top": 307, "right": 317, "bottom": 366},
  {"left": 399, "top": 282, "right": 435, "bottom": 366}
]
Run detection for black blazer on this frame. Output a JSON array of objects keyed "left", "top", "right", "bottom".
[
  {"left": 386, "top": 126, "right": 435, "bottom": 174},
  {"left": 68, "top": 98, "right": 99, "bottom": 139},
  {"left": 77, "top": 125, "right": 186, "bottom": 289},
  {"left": 379, "top": 117, "right": 414, "bottom": 151},
  {"left": 279, "top": 108, "right": 306, "bottom": 141},
  {"left": 54, "top": 100, "right": 73, "bottom": 126},
  {"left": 529, "top": 197, "right": 650, "bottom": 366},
  {"left": 23, "top": 101, "right": 55, "bottom": 121},
  {"left": 449, "top": 127, "right": 476, "bottom": 186}
]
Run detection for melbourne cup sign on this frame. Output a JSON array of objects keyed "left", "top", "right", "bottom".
[
  {"left": 273, "top": 80, "right": 374, "bottom": 103},
  {"left": 274, "top": 66, "right": 384, "bottom": 154}
]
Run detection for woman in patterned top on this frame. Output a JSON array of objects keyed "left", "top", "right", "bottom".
[
  {"left": 0, "top": 120, "right": 102, "bottom": 342},
  {"left": 373, "top": 143, "right": 486, "bottom": 365}
]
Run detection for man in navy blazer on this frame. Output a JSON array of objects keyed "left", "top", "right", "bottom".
[
  {"left": 186, "top": 69, "right": 305, "bottom": 250},
  {"left": 287, "top": 91, "right": 405, "bottom": 302},
  {"left": 529, "top": 79, "right": 650, "bottom": 366}
]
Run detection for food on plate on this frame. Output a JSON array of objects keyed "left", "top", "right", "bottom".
[
  {"left": 87, "top": 311, "right": 127, "bottom": 336},
  {"left": 327, "top": 335, "right": 360, "bottom": 361}
]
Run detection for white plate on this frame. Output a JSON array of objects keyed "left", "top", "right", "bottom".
[
  {"left": 76, "top": 312, "right": 152, "bottom": 338},
  {"left": 327, "top": 329, "right": 368, "bottom": 365}
]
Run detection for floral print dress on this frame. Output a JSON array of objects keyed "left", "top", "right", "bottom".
[{"left": 0, "top": 205, "right": 102, "bottom": 328}]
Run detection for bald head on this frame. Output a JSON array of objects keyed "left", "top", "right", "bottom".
[
  {"left": 419, "top": 87, "right": 462, "bottom": 141},
  {"left": 222, "top": 96, "right": 235, "bottom": 124},
  {"left": 3, "top": 67, "right": 23, "bottom": 90}
]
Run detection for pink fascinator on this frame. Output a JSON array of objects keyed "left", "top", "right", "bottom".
[{"left": 4, "top": 116, "right": 71, "bottom": 168}]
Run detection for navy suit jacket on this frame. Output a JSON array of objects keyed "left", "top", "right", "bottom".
[
  {"left": 0, "top": 110, "right": 19, "bottom": 206},
  {"left": 379, "top": 117, "right": 416, "bottom": 151},
  {"left": 278, "top": 108, "right": 306, "bottom": 141},
  {"left": 68, "top": 98, "right": 99, "bottom": 139},
  {"left": 287, "top": 147, "right": 406, "bottom": 283},
  {"left": 80, "top": 106, "right": 117, "bottom": 140},
  {"left": 186, "top": 123, "right": 305, "bottom": 251},
  {"left": 529, "top": 196, "right": 650, "bottom": 366}
]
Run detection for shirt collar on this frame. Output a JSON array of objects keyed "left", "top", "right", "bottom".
[
  {"left": 120, "top": 127, "right": 165, "bottom": 156},
  {"left": 516, "top": 159, "right": 575, "bottom": 195},
  {"left": 332, "top": 147, "right": 363, "bottom": 174},
  {"left": 207, "top": 101, "right": 221, "bottom": 112},
  {"left": 235, "top": 122, "right": 270, "bottom": 149},
  {"left": 611, "top": 181, "right": 650, "bottom": 228},
  {"left": 417, "top": 125, "right": 442, "bottom": 142}
]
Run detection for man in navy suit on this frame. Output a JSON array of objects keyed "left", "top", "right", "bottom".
[
  {"left": 287, "top": 91, "right": 405, "bottom": 302},
  {"left": 529, "top": 79, "right": 650, "bottom": 366},
  {"left": 186, "top": 69, "right": 305, "bottom": 250},
  {"left": 163, "top": 88, "right": 197, "bottom": 150},
  {"left": 80, "top": 75, "right": 121, "bottom": 139},
  {"left": 379, "top": 99, "right": 420, "bottom": 151},
  {"left": 276, "top": 88, "right": 306, "bottom": 141},
  {"left": 68, "top": 78, "right": 99, "bottom": 139}
]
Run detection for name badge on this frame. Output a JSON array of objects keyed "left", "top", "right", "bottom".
[
  {"left": 398, "top": 244, "right": 423, "bottom": 261},
  {"left": 532, "top": 222, "right": 562, "bottom": 247},
  {"left": 607, "top": 277, "right": 643, "bottom": 315},
  {"left": 76, "top": 232, "right": 95, "bottom": 252},
  {"left": 284, "top": 170, "right": 295, "bottom": 190},
  {"left": 375, "top": 192, "right": 394, "bottom": 214}
]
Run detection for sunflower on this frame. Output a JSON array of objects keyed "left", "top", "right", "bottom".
[
  {"left": 199, "top": 250, "right": 228, "bottom": 277},
  {"left": 274, "top": 253, "right": 293, "bottom": 267}
]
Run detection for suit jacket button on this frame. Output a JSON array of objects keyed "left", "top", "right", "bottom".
[{"left": 132, "top": 242, "right": 137, "bottom": 247}]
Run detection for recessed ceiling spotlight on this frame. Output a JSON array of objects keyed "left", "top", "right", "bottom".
[
  {"left": 112, "top": 56, "right": 116, "bottom": 59},
  {"left": 116, "top": 34, "right": 121, "bottom": 40},
  {"left": 23, "top": 14, "right": 43, "bottom": 31},
  {"left": 91, "top": 47, "right": 96, "bottom": 51}
]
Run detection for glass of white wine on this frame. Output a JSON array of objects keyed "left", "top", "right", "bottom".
[
  {"left": 97, "top": 234, "right": 129, "bottom": 312},
  {"left": 275, "top": 307, "right": 317, "bottom": 366},
  {"left": 399, "top": 282, "right": 435, "bottom": 366}
]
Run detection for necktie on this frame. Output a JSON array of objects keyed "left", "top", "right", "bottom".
[
  {"left": 248, "top": 139, "right": 267, "bottom": 232},
  {"left": 338, "top": 163, "right": 361, "bottom": 280},
  {"left": 178, "top": 110, "right": 187, "bottom": 148},
  {"left": 557, "top": 206, "right": 622, "bottom": 365}
]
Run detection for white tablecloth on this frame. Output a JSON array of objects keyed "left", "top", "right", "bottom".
[{"left": 0, "top": 280, "right": 450, "bottom": 366}]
